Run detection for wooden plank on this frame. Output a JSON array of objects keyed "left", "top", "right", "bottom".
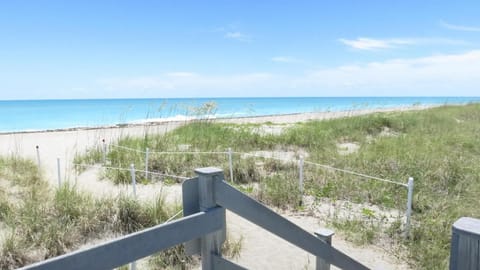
[
  {"left": 182, "top": 177, "right": 201, "bottom": 255},
  {"left": 214, "top": 180, "right": 369, "bottom": 270},
  {"left": 20, "top": 207, "right": 225, "bottom": 270},
  {"left": 196, "top": 167, "right": 226, "bottom": 269},
  {"left": 453, "top": 217, "right": 480, "bottom": 239},
  {"left": 450, "top": 230, "right": 459, "bottom": 270},
  {"left": 451, "top": 217, "right": 480, "bottom": 270},
  {"left": 213, "top": 254, "right": 248, "bottom": 270}
]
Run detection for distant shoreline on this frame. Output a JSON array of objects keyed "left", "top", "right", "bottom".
[
  {"left": 2, "top": 97, "right": 479, "bottom": 134},
  {"left": 0, "top": 103, "right": 443, "bottom": 135}
]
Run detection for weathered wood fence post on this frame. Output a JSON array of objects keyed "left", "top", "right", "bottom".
[
  {"left": 450, "top": 217, "right": 480, "bottom": 270},
  {"left": 315, "top": 228, "right": 335, "bottom": 270},
  {"left": 195, "top": 167, "right": 226, "bottom": 269}
]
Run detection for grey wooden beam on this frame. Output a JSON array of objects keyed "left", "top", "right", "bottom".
[
  {"left": 214, "top": 180, "right": 369, "bottom": 270},
  {"left": 315, "top": 229, "right": 335, "bottom": 270},
  {"left": 20, "top": 207, "right": 225, "bottom": 270},
  {"left": 196, "top": 167, "right": 227, "bottom": 270},
  {"left": 450, "top": 217, "right": 480, "bottom": 270},
  {"left": 213, "top": 254, "right": 248, "bottom": 270},
  {"left": 183, "top": 177, "right": 201, "bottom": 255}
]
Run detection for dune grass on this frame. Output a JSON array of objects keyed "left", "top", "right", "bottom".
[
  {"left": 75, "top": 103, "right": 480, "bottom": 269},
  {"left": 0, "top": 156, "right": 214, "bottom": 269}
]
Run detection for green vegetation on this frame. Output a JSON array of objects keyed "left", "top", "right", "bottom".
[
  {"left": 0, "top": 156, "right": 244, "bottom": 269},
  {"left": 75, "top": 103, "right": 480, "bottom": 269}
]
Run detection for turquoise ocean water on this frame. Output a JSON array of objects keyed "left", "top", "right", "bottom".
[{"left": 1, "top": 97, "right": 479, "bottom": 133}]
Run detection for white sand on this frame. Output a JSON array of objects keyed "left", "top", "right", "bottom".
[{"left": 0, "top": 107, "right": 419, "bottom": 269}]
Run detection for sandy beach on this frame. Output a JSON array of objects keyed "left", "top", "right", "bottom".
[{"left": 0, "top": 106, "right": 422, "bottom": 269}]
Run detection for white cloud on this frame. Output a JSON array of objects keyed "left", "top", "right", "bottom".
[
  {"left": 339, "top": 38, "right": 413, "bottom": 50},
  {"left": 224, "top": 32, "right": 252, "bottom": 42},
  {"left": 440, "top": 20, "right": 480, "bottom": 32},
  {"left": 271, "top": 56, "right": 301, "bottom": 63},
  {"left": 296, "top": 50, "right": 480, "bottom": 95},
  {"left": 98, "top": 51, "right": 480, "bottom": 97},
  {"left": 339, "top": 37, "right": 467, "bottom": 50}
]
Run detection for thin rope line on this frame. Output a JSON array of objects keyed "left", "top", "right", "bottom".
[
  {"left": 303, "top": 161, "right": 407, "bottom": 187},
  {"left": 147, "top": 171, "right": 189, "bottom": 180},
  {"left": 73, "top": 163, "right": 189, "bottom": 180},
  {"left": 74, "top": 163, "right": 132, "bottom": 172},
  {"left": 238, "top": 152, "right": 294, "bottom": 163},
  {"left": 92, "top": 146, "right": 407, "bottom": 187},
  {"left": 110, "top": 144, "right": 146, "bottom": 153},
  {"left": 150, "top": 151, "right": 228, "bottom": 155},
  {"left": 110, "top": 144, "right": 228, "bottom": 155}
]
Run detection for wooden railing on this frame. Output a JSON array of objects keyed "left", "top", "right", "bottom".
[
  {"left": 20, "top": 167, "right": 369, "bottom": 270},
  {"left": 450, "top": 217, "right": 480, "bottom": 270}
]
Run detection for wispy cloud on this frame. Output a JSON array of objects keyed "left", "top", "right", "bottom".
[
  {"left": 224, "top": 31, "right": 252, "bottom": 42},
  {"left": 99, "top": 72, "right": 273, "bottom": 94},
  {"left": 165, "top": 72, "right": 198, "bottom": 78},
  {"left": 340, "top": 37, "right": 468, "bottom": 50},
  {"left": 296, "top": 50, "right": 480, "bottom": 95},
  {"left": 339, "top": 38, "right": 413, "bottom": 50},
  {"left": 271, "top": 56, "right": 301, "bottom": 63},
  {"left": 98, "top": 51, "right": 480, "bottom": 97},
  {"left": 440, "top": 20, "right": 480, "bottom": 32}
]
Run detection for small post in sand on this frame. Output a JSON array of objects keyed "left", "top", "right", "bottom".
[
  {"left": 405, "top": 177, "right": 414, "bottom": 238},
  {"left": 57, "top": 157, "right": 61, "bottom": 187},
  {"left": 145, "top": 147, "right": 149, "bottom": 180},
  {"left": 298, "top": 156, "right": 304, "bottom": 205},
  {"left": 35, "top": 145, "right": 41, "bottom": 169},
  {"left": 102, "top": 139, "right": 107, "bottom": 164},
  {"left": 315, "top": 228, "right": 335, "bottom": 270},
  {"left": 130, "top": 164, "right": 136, "bottom": 197},
  {"left": 228, "top": 147, "right": 234, "bottom": 182}
]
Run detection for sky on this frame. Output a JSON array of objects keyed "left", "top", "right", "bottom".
[{"left": 1, "top": 1, "right": 480, "bottom": 100}]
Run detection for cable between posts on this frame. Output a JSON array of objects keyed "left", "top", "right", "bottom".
[
  {"left": 102, "top": 145, "right": 407, "bottom": 187},
  {"left": 303, "top": 160, "right": 407, "bottom": 187},
  {"left": 110, "top": 144, "right": 228, "bottom": 155},
  {"left": 73, "top": 163, "right": 189, "bottom": 180},
  {"left": 238, "top": 152, "right": 293, "bottom": 163},
  {"left": 231, "top": 151, "right": 406, "bottom": 187}
]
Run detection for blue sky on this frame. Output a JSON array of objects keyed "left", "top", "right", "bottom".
[{"left": 1, "top": 1, "right": 480, "bottom": 99}]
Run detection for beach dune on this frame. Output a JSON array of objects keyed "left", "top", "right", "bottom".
[{"left": 0, "top": 108, "right": 415, "bottom": 269}]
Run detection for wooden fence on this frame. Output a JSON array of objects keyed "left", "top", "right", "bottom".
[
  {"left": 450, "top": 217, "right": 480, "bottom": 270},
  {"left": 19, "top": 167, "right": 369, "bottom": 270}
]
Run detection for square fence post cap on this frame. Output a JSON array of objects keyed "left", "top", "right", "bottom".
[
  {"left": 194, "top": 167, "right": 224, "bottom": 175},
  {"left": 314, "top": 228, "right": 335, "bottom": 238},
  {"left": 453, "top": 217, "right": 480, "bottom": 236}
]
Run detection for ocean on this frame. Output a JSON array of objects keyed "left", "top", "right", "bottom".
[{"left": 1, "top": 97, "right": 479, "bottom": 133}]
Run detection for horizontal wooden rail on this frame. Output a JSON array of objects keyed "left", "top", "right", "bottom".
[
  {"left": 19, "top": 207, "right": 225, "bottom": 270},
  {"left": 20, "top": 167, "right": 369, "bottom": 270},
  {"left": 212, "top": 254, "right": 247, "bottom": 270},
  {"left": 214, "top": 180, "right": 369, "bottom": 270}
]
